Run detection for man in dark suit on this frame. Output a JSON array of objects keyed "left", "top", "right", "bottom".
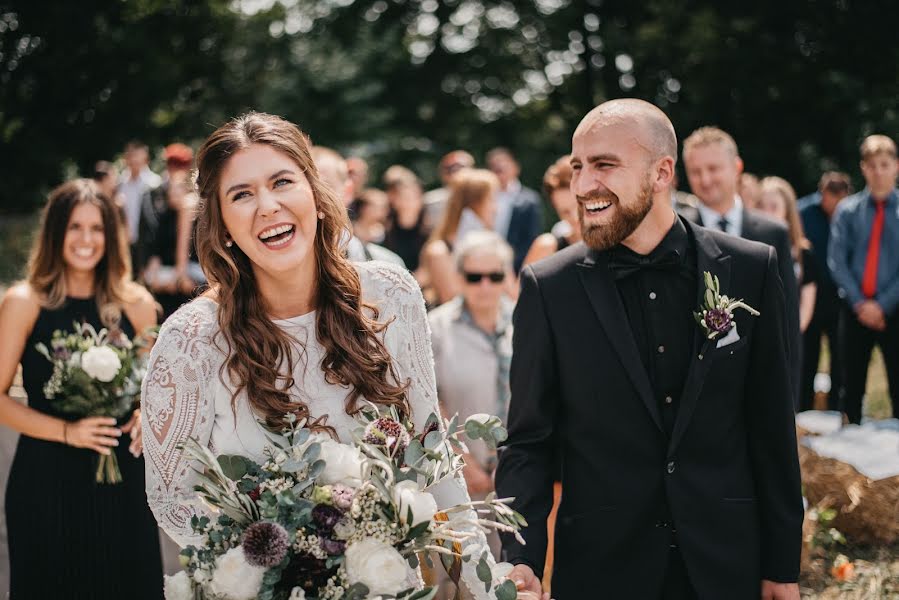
[
  {"left": 678, "top": 127, "right": 801, "bottom": 406},
  {"left": 487, "top": 147, "right": 544, "bottom": 271},
  {"left": 496, "top": 99, "right": 802, "bottom": 600}
]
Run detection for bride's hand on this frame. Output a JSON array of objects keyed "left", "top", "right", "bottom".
[
  {"left": 508, "top": 564, "right": 550, "bottom": 600},
  {"left": 120, "top": 409, "right": 143, "bottom": 457}
]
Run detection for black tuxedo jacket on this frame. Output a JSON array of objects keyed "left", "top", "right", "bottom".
[
  {"left": 678, "top": 205, "right": 801, "bottom": 404},
  {"left": 495, "top": 219, "right": 803, "bottom": 599}
]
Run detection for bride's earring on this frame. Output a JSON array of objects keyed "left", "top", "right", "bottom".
[
  {"left": 317, "top": 211, "right": 325, "bottom": 220},
  {"left": 225, "top": 235, "right": 233, "bottom": 248}
]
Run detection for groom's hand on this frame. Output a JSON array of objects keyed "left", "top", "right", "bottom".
[
  {"left": 761, "top": 580, "right": 799, "bottom": 600},
  {"left": 508, "top": 564, "right": 549, "bottom": 600}
]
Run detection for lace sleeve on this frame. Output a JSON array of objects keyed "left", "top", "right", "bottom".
[
  {"left": 141, "top": 300, "right": 219, "bottom": 548},
  {"left": 362, "top": 261, "right": 498, "bottom": 599}
]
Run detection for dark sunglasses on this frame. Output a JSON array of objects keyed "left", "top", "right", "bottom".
[{"left": 463, "top": 271, "right": 505, "bottom": 284}]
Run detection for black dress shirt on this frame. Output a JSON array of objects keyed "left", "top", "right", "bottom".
[{"left": 611, "top": 218, "right": 697, "bottom": 435}]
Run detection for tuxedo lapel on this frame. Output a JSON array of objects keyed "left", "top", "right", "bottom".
[
  {"left": 669, "top": 222, "right": 731, "bottom": 453},
  {"left": 577, "top": 250, "right": 664, "bottom": 432}
]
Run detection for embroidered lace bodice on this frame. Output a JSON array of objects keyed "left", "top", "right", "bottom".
[{"left": 142, "top": 261, "right": 495, "bottom": 597}]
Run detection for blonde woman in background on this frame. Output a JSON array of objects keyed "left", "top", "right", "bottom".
[{"left": 758, "top": 176, "right": 818, "bottom": 333}]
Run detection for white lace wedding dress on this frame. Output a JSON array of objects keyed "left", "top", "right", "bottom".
[{"left": 141, "top": 260, "right": 496, "bottom": 598}]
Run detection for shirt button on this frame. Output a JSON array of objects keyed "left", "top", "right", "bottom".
[
  {"left": 667, "top": 461, "right": 676, "bottom": 474},
  {"left": 657, "top": 345, "right": 665, "bottom": 354},
  {"left": 664, "top": 395, "right": 673, "bottom": 405},
  {"left": 649, "top": 291, "right": 657, "bottom": 300}
]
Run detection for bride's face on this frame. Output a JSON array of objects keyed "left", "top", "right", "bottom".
[{"left": 218, "top": 143, "right": 319, "bottom": 281}]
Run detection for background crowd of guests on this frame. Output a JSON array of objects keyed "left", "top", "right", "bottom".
[{"left": 86, "top": 129, "right": 896, "bottom": 580}]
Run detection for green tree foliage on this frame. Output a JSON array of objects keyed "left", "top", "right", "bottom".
[{"left": 1, "top": 0, "right": 897, "bottom": 213}]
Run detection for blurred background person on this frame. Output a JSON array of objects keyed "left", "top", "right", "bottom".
[
  {"left": 758, "top": 176, "right": 818, "bottom": 336},
  {"left": 421, "top": 168, "right": 499, "bottom": 306},
  {"left": 352, "top": 188, "right": 390, "bottom": 245},
  {"left": 486, "top": 147, "right": 543, "bottom": 272},
  {"left": 346, "top": 155, "right": 369, "bottom": 220},
  {"left": 312, "top": 147, "right": 403, "bottom": 265},
  {"left": 91, "top": 161, "right": 125, "bottom": 211},
  {"left": 119, "top": 141, "right": 161, "bottom": 270},
  {"left": 139, "top": 143, "right": 201, "bottom": 320},
  {"left": 429, "top": 230, "right": 514, "bottom": 560},
  {"left": 0, "top": 179, "right": 161, "bottom": 598},
  {"left": 800, "top": 171, "right": 852, "bottom": 410},
  {"left": 524, "top": 155, "right": 581, "bottom": 266},
  {"left": 829, "top": 134, "right": 899, "bottom": 423},
  {"left": 739, "top": 172, "right": 762, "bottom": 210},
  {"left": 423, "top": 150, "right": 475, "bottom": 230},
  {"left": 382, "top": 165, "right": 429, "bottom": 272}
]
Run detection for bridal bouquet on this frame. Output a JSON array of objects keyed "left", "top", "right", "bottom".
[
  {"left": 166, "top": 408, "right": 524, "bottom": 600},
  {"left": 35, "top": 321, "right": 154, "bottom": 483}
]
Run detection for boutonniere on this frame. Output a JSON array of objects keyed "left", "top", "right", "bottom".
[{"left": 694, "top": 272, "right": 760, "bottom": 340}]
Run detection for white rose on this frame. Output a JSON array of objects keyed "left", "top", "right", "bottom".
[
  {"left": 208, "top": 546, "right": 266, "bottom": 600},
  {"left": 164, "top": 571, "right": 193, "bottom": 600},
  {"left": 289, "top": 587, "right": 306, "bottom": 600},
  {"left": 391, "top": 480, "right": 437, "bottom": 527},
  {"left": 317, "top": 439, "right": 366, "bottom": 487},
  {"left": 344, "top": 539, "right": 410, "bottom": 596},
  {"left": 80, "top": 346, "right": 122, "bottom": 382}
]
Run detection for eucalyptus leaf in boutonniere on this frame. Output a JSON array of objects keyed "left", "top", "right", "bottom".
[{"left": 694, "top": 272, "right": 760, "bottom": 340}]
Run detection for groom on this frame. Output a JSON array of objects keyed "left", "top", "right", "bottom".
[{"left": 495, "top": 99, "right": 803, "bottom": 600}]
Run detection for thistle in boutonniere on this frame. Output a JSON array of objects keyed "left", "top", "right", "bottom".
[{"left": 694, "top": 271, "right": 760, "bottom": 340}]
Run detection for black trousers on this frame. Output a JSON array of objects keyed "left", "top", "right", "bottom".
[
  {"left": 838, "top": 305, "right": 899, "bottom": 424},
  {"left": 661, "top": 546, "right": 696, "bottom": 600},
  {"left": 801, "top": 308, "right": 843, "bottom": 411}
]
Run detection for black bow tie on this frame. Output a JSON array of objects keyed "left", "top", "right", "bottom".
[{"left": 608, "top": 249, "right": 682, "bottom": 280}]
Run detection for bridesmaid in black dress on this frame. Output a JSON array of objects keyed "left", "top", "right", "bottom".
[{"left": 0, "top": 179, "right": 163, "bottom": 598}]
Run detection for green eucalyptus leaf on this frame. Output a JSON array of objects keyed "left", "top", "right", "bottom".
[{"left": 495, "top": 579, "right": 518, "bottom": 600}]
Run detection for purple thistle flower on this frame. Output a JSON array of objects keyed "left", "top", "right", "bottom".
[
  {"left": 703, "top": 308, "right": 733, "bottom": 335},
  {"left": 363, "top": 417, "right": 411, "bottom": 456},
  {"left": 241, "top": 521, "right": 290, "bottom": 567},
  {"left": 311, "top": 504, "right": 343, "bottom": 533},
  {"left": 320, "top": 537, "right": 346, "bottom": 555}
]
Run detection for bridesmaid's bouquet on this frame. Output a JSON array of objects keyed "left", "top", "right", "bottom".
[
  {"left": 35, "top": 321, "right": 154, "bottom": 483},
  {"left": 166, "top": 408, "right": 524, "bottom": 600}
]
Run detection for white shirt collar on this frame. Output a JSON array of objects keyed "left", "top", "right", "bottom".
[{"left": 697, "top": 195, "right": 744, "bottom": 236}]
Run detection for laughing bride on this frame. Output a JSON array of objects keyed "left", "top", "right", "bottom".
[{"left": 141, "top": 112, "right": 511, "bottom": 599}]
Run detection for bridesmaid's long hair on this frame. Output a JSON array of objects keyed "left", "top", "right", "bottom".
[
  {"left": 429, "top": 168, "right": 498, "bottom": 244},
  {"left": 194, "top": 112, "right": 409, "bottom": 430},
  {"left": 27, "top": 178, "right": 136, "bottom": 327}
]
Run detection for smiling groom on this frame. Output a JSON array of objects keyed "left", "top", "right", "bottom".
[{"left": 495, "top": 99, "right": 803, "bottom": 600}]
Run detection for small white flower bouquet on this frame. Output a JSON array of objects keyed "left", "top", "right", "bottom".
[
  {"left": 169, "top": 408, "right": 524, "bottom": 600},
  {"left": 35, "top": 321, "right": 155, "bottom": 483}
]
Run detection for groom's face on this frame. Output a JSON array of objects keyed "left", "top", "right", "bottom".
[{"left": 570, "top": 122, "right": 654, "bottom": 251}]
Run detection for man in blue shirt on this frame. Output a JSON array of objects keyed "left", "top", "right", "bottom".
[
  {"left": 828, "top": 135, "right": 899, "bottom": 423},
  {"left": 799, "top": 172, "right": 852, "bottom": 411}
]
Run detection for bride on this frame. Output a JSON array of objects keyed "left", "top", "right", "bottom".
[{"left": 141, "top": 112, "right": 514, "bottom": 599}]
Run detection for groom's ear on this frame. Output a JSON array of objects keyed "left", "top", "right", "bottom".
[{"left": 652, "top": 156, "right": 676, "bottom": 193}]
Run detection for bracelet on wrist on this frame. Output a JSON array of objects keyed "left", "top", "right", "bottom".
[{"left": 62, "top": 422, "right": 69, "bottom": 445}]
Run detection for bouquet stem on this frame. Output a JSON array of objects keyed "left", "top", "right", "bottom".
[{"left": 96, "top": 451, "right": 122, "bottom": 484}]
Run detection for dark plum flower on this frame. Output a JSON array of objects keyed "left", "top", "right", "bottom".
[
  {"left": 320, "top": 537, "right": 346, "bottom": 555},
  {"left": 363, "top": 417, "right": 411, "bottom": 456},
  {"left": 241, "top": 521, "right": 290, "bottom": 567},
  {"left": 311, "top": 504, "right": 343, "bottom": 533},
  {"left": 703, "top": 308, "right": 733, "bottom": 335},
  {"left": 283, "top": 552, "right": 336, "bottom": 594}
]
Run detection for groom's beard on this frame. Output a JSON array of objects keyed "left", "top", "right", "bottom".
[{"left": 580, "top": 176, "right": 654, "bottom": 251}]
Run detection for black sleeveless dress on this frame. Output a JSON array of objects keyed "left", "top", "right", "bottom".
[{"left": 5, "top": 297, "right": 163, "bottom": 599}]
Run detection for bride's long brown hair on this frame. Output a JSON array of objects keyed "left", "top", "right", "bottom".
[{"left": 194, "top": 112, "right": 409, "bottom": 430}]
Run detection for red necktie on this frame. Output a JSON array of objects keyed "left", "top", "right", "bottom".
[{"left": 861, "top": 199, "right": 887, "bottom": 298}]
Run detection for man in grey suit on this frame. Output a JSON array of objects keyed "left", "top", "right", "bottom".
[
  {"left": 487, "top": 147, "right": 544, "bottom": 272},
  {"left": 678, "top": 127, "right": 801, "bottom": 405}
]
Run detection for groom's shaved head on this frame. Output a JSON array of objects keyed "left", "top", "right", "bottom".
[{"left": 573, "top": 98, "right": 677, "bottom": 164}]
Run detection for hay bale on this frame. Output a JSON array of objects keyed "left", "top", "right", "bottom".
[{"left": 799, "top": 445, "right": 899, "bottom": 545}]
